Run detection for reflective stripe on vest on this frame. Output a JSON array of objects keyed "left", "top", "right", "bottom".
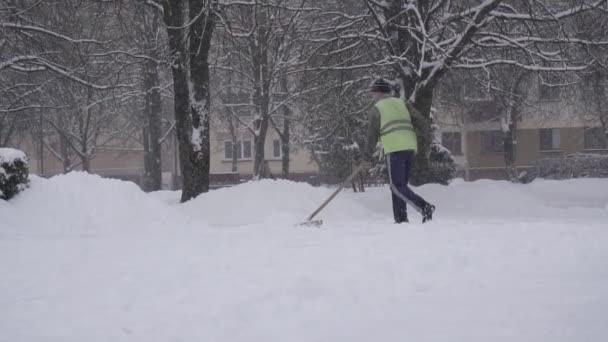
[{"left": 380, "top": 119, "right": 414, "bottom": 136}]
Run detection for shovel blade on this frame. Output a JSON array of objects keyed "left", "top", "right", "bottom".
[{"left": 298, "top": 219, "right": 323, "bottom": 227}]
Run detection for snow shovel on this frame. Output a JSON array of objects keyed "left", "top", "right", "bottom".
[{"left": 299, "top": 164, "right": 366, "bottom": 227}]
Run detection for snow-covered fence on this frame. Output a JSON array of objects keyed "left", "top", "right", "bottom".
[
  {"left": 0, "top": 148, "right": 30, "bottom": 200},
  {"left": 534, "top": 153, "right": 608, "bottom": 179}
]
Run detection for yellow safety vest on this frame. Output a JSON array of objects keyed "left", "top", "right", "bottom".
[{"left": 375, "top": 97, "right": 418, "bottom": 154}]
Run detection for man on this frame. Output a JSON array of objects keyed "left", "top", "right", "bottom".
[{"left": 364, "top": 78, "right": 435, "bottom": 223}]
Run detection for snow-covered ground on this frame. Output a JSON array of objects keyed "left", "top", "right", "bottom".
[{"left": 1, "top": 173, "right": 607, "bottom": 342}]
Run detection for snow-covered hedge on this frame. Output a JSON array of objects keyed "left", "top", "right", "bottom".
[
  {"left": 0, "top": 148, "right": 30, "bottom": 200},
  {"left": 534, "top": 153, "right": 608, "bottom": 179},
  {"left": 413, "top": 111, "right": 456, "bottom": 186},
  {"left": 428, "top": 142, "right": 457, "bottom": 185}
]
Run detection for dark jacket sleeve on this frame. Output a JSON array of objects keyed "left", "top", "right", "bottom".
[{"left": 366, "top": 106, "right": 381, "bottom": 159}]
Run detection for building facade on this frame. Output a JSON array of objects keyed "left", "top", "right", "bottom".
[{"left": 436, "top": 77, "right": 608, "bottom": 180}]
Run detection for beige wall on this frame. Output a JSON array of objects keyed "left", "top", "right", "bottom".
[
  {"left": 11, "top": 125, "right": 317, "bottom": 181},
  {"left": 209, "top": 128, "right": 318, "bottom": 176},
  {"left": 90, "top": 150, "right": 145, "bottom": 176},
  {"left": 461, "top": 127, "right": 602, "bottom": 174}
]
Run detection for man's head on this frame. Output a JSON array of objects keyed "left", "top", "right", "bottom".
[{"left": 369, "top": 78, "right": 392, "bottom": 100}]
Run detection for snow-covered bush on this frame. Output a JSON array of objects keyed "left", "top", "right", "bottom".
[
  {"left": 534, "top": 153, "right": 608, "bottom": 179},
  {"left": 428, "top": 142, "right": 457, "bottom": 185},
  {"left": 0, "top": 148, "right": 30, "bottom": 200},
  {"left": 413, "top": 112, "right": 456, "bottom": 185}
]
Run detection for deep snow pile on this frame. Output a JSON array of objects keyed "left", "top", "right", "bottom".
[{"left": 1, "top": 173, "right": 608, "bottom": 342}]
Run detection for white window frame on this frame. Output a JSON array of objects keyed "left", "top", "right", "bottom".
[
  {"left": 272, "top": 139, "right": 282, "bottom": 159},
  {"left": 539, "top": 128, "right": 561, "bottom": 151},
  {"left": 223, "top": 140, "right": 253, "bottom": 161},
  {"left": 242, "top": 140, "right": 252, "bottom": 159},
  {"left": 480, "top": 130, "right": 504, "bottom": 153}
]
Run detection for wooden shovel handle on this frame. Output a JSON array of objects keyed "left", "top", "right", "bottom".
[{"left": 306, "top": 164, "right": 365, "bottom": 221}]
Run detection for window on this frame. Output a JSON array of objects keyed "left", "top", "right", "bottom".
[
  {"left": 242, "top": 141, "right": 252, "bottom": 159},
  {"left": 480, "top": 131, "right": 504, "bottom": 153},
  {"left": 224, "top": 140, "right": 252, "bottom": 160},
  {"left": 224, "top": 141, "right": 234, "bottom": 160},
  {"left": 273, "top": 139, "right": 281, "bottom": 158},
  {"left": 539, "top": 128, "right": 561, "bottom": 151},
  {"left": 441, "top": 132, "right": 462, "bottom": 155},
  {"left": 584, "top": 127, "right": 607, "bottom": 150}
]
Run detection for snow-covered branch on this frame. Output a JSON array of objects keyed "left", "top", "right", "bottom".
[{"left": 0, "top": 22, "right": 105, "bottom": 44}]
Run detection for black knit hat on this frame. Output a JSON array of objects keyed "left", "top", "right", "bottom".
[{"left": 369, "top": 78, "right": 392, "bottom": 93}]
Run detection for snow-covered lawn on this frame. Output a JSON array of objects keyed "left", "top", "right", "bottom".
[{"left": 1, "top": 173, "right": 607, "bottom": 342}]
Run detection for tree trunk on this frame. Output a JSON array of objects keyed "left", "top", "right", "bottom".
[
  {"left": 162, "top": 0, "right": 216, "bottom": 202},
  {"left": 503, "top": 109, "right": 518, "bottom": 182},
  {"left": 188, "top": 0, "right": 215, "bottom": 196},
  {"left": 253, "top": 105, "right": 269, "bottom": 179},
  {"left": 79, "top": 131, "right": 90, "bottom": 172},
  {"left": 230, "top": 122, "right": 238, "bottom": 173},
  {"left": 503, "top": 71, "right": 526, "bottom": 182},
  {"left": 163, "top": 0, "right": 201, "bottom": 202},
  {"left": 251, "top": 9, "right": 270, "bottom": 179},
  {"left": 81, "top": 155, "right": 90, "bottom": 172},
  {"left": 280, "top": 77, "right": 290, "bottom": 178},
  {"left": 59, "top": 131, "right": 72, "bottom": 173},
  {"left": 223, "top": 90, "right": 239, "bottom": 173},
  {"left": 141, "top": 8, "right": 163, "bottom": 192},
  {"left": 78, "top": 110, "right": 89, "bottom": 173},
  {"left": 281, "top": 123, "right": 290, "bottom": 178},
  {"left": 142, "top": 60, "right": 163, "bottom": 191},
  {"left": 409, "top": 86, "right": 433, "bottom": 186},
  {"left": 593, "top": 72, "right": 608, "bottom": 144}
]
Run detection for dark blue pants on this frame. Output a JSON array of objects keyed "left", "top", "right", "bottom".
[{"left": 387, "top": 150, "right": 428, "bottom": 222}]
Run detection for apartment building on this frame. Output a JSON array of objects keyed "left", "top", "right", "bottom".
[
  {"left": 15, "top": 117, "right": 318, "bottom": 189},
  {"left": 436, "top": 77, "right": 608, "bottom": 180},
  {"left": 209, "top": 119, "right": 319, "bottom": 181}
]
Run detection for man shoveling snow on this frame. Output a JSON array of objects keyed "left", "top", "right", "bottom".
[{"left": 364, "top": 78, "right": 436, "bottom": 224}]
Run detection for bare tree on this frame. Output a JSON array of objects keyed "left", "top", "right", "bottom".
[
  {"left": 158, "top": 0, "right": 217, "bottom": 202},
  {"left": 1, "top": 1, "right": 138, "bottom": 172},
  {"left": 309, "top": 0, "right": 607, "bottom": 184},
  {"left": 216, "top": 0, "right": 315, "bottom": 179},
  {"left": 116, "top": 2, "right": 170, "bottom": 191}
]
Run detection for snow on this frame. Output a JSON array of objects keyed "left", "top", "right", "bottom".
[
  {"left": 1, "top": 173, "right": 608, "bottom": 342},
  {"left": 0, "top": 147, "right": 27, "bottom": 164},
  {"left": 342, "top": 142, "right": 360, "bottom": 151}
]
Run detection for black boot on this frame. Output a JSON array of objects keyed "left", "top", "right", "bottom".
[
  {"left": 395, "top": 216, "right": 409, "bottom": 224},
  {"left": 422, "top": 204, "right": 435, "bottom": 223}
]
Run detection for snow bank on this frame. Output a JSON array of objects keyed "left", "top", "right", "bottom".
[
  {"left": 0, "top": 172, "right": 183, "bottom": 236},
  {"left": 181, "top": 179, "right": 380, "bottom": 226},
  {"left": 2, "top": 172, "right": 607, "bottom": 234}
]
